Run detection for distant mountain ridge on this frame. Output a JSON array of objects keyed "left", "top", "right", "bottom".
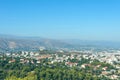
[
  {"left": 0, "top": 34, "right": 120, "bottom": 52},
  {"left": 0, "top": 34, "right": 73, "bottom": 52}
]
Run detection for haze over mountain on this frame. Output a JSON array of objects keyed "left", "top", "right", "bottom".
[
  {"left": 0, "top": 34, "right": 120, "bottom": 53},
  {"left": 0, "top": 34, "right": 74, "bottom": 52}
]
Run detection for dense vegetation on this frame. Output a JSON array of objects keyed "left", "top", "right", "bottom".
[{"left": 0, "top": 57, "right": 112, "bottom": 80}]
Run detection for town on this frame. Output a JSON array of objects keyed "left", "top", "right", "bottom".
[{"left": 1, "top": 48, "right": 120, "bottom": 80}]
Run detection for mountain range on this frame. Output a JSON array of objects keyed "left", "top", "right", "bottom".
[
  {"left": 0, "top": 34, "right": 74, "bottom": 52},
  {"left": 0, "top": 34, "right": 120, "bottom": 52}
]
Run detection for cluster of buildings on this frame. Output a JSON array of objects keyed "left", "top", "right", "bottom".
[{"left": 1, "top": 50, "right": 120, "bottom": 79}]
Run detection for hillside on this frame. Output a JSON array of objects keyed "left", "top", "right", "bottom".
[{"left": 0, "top": 35, "right": 73, "bottom": 52}]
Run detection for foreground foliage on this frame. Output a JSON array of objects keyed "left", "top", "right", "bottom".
[{"left": 0, "top": 62, "right": 109, "bottom": 80}]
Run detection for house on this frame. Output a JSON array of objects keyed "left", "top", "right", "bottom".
[
  {"left": 36, "top": 60, "right": 41, "bottom": 63},
  {"left": 9, "top": 59, "right": 16, "bottom": 63},
  {"left": 96, "top": 65, "right": 101, "bottom": 68},
  {"left": 101, "top": 71, "right": 110, "bottom": 75},
  {"left": 81, "top": 64, "right": 91, "bottom": 68},
  {"left": 81, "top": 64, "right": 86, "bottom": 68},
  {"left": 102, "top": 67, "right": 108, "bottom": 71},
  {"left": 109, "top": 75, "right": 118, "bottom": 80},
  {"left": 65, "top": 62, "right": 78, "bottom": 67}
]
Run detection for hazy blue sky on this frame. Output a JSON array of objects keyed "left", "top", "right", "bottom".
[{"left": 0, "top": 0, "right": 120, "bottom": 41}]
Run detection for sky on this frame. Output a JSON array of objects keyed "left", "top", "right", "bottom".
[{"left": 0, "top": 0, "right": 120, "bottom": 41}]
